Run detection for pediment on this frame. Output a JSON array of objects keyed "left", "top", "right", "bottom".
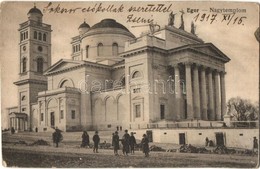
[
  {"left": 190, "top": 43, "right": 230, "bottom": 62},
  {"left": 44, "top": 59, "right": 84, "bottom": 75}
]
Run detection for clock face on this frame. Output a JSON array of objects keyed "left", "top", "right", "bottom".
[
  {"left": 38, "top": 46, "right": 43, "bottom": 52},
  {"left": 23, "top": 46, "right": 26, "bottom": 51}
]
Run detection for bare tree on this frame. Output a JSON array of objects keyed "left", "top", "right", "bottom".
[{"left": 227, "top": 97, "right": 258, "bottom": 121}]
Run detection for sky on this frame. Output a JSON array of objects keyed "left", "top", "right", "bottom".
[{"left": 0, "top": 1, "right": 259, "bottom": 128}]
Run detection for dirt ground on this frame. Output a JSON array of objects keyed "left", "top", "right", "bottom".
[{"left": 2, "top": 131, "right": 259, "bottom": 168}]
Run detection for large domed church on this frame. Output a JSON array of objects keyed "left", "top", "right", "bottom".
[{"left": 8, "top": 6, "right": 230, "bottom": 132}]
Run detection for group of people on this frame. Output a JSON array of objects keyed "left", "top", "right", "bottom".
[
  {"left": 80, "top": 129, "right": 150, "bottom": 157},
  {"left": 112, "top": 130, "right": 138, "bottom": 156},
  {"left": 80, "top": 130, "right": 100, "bottom": 153},
  {"left": 52, "top": 128, "right": 150, "bottom": 156}
]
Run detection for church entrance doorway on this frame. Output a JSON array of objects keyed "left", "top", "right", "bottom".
[
  {"left": 50, "top": 112, "right": 55, "bottom": 128},
  {"left": 215, "top": 132, "right": 225, "bottom": 146},
  {"left": 179, "top": 133, "right": 186, "bottom": 145}
]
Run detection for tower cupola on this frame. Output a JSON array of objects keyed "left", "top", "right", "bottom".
[
  {"left": 27, "top": 5, "right": 43, "bottom": 23},
  {"left": 78, "top": 20, "right": 90, "bottom": 35}
]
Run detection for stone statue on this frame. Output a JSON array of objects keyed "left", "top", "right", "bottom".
[
  {"left": 191, "top": 21, "right": 196, "bottom": 35},
  {"left": 168, "top": 12, "right": 176, "bottom": 27},
  {"left": 179, "top": 10, "right": 185, "bottom": 30},
  {"left": 149, "top": 21, "right": 160, "bottom": 35}
]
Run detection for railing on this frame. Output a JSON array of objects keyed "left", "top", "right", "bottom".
[
  {"left": 129, "top": 121, "right": 259, "bottom": 130},
  {"left": 20, "top": 20, "right": 51, "bottom": 29}
]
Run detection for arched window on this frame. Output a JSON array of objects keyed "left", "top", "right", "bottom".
[
  {"left": 59, "top": 79, "right": 74, "bottom": 88},
  {"left": 43, "top": 33, "right": 46, "bottom": 41},
  {"left": 60, "top": 80, "right": 68, "bottom": 88},
  {"left": 34, "top": 31, "right": 37, "bottom": 39},
  {"left": 22, "top": 58, "right": 27, "bottom": 73},
  {"left": 37, "top": 57, "right": 44, "bottom": 73},
  {"left": 86, "top": 45, "right": 89, "bottom": 58},
  {"left": 21, "top": 96, "right": 26, "bottom": 101},
  {"left": 132, "top": 71, "right": 141, "bottom": 78},
  {"left": 112, "top": 43, "right": 118, "bottom": 56},
  {"left": 38, "top": 32, "right": 42, "bottom": 40},
  {"left": 97, "top": 43, "right": 103, "bottom": 56}
]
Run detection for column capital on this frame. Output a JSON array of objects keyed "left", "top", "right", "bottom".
[
  {"left": 219, "top": 71, "right": 227, "bottom": 75},
  {"left": 199, "top": 64, "right": 207, "bottom": 70},
  {"left": 171, "top": 63, "right": 180, "bottom": 68},
  {"left": 184, "top": 61, "right": 193, "bottom": 66},
  {"left": 193, "top": 62, "right": 202, "bottom": 67}
]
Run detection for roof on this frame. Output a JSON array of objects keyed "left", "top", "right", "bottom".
[
  {"left": 168, "top": 43, "right": 231, "bottom": 62},
  {"left": 90, "top": 19, "right": 130, "bottom": 32},
  {"left": 78, "top": 21, "right": 90, "bottom": 29},
  {"left": 27, "top": 6, "right": 43, "bottom": 16},
  {"left": 44, "top": 59, "right": 112, "bottom": 76}
]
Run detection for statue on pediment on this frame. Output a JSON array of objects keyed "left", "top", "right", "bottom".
[
  {"left": 191, "top": 21, "right": 196, "bottom": 35},
  {"left": 168, "top": 12, "right": 176, "bottom": 27},
  {"left": 179, "top": 10, "right": 185, "bottom": 30}
]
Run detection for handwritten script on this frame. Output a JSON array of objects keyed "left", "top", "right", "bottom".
[{"left": 43, "top": 2, "right": 172, "bottom": 24}]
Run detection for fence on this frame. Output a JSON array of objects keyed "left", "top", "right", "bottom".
[{"left": 129, "top": 121, "right": 259, "bottom": 130}]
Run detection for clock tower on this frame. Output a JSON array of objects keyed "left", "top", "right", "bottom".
[{"left": 14, "top": 5, "right": 52, "bottom": 130}]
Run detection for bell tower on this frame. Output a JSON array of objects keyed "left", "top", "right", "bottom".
[{"left": 14, "top": 5, "right": 52, "bottom": 130}]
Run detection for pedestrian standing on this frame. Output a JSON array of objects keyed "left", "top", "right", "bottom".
[
  {"left": 81, "top": 131, "right": 90, "bottom": 148},
  {"left": 253, "top": 137, "right": 258, "bottom": 153},
  {"left": 93, "top": 131, "right": 100, "bottom": 153},
  {"left": 112, "top": 133, "right": 115, "bottom": 146},
  {"left": 122, "top": 129, "right": 130, "bottom": 155},
  {"left": 52, "top": 128, "right": 63, "bottom": 148},
  {"left": 205, "top": 137, "right": 209, "bottom": 147},
  {"left": 129, "top": 132, "right": 136, "bottom": 154},
  {"left": 113, "top": 131, "right": 120, "bottom": 156},
  {"left": 141, "top": 134, "right": 149, "bottom": 157},
  {"left": 11, "top": 127, "right": 15, "bottom": 134}
]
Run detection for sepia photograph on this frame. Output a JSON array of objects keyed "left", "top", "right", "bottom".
[{"left": 1, "top": 1, "right": 259, "bottom": 168}]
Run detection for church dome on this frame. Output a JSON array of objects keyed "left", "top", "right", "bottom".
[
  {"left": 82, "top": 18, "right": 135, "bottom": 38},
  {"left": 78, "top": 21, "right": 90, "bottom": 29},
  {"left": 90, "top": 19, "right": 130, "bottom": 32},
  {"left": 27, "top": 6, "right": 43, "bottom": 16}
]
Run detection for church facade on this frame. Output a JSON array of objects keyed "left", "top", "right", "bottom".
[{"left": 7, "top": 6, "right": 230, "bottom": 132}]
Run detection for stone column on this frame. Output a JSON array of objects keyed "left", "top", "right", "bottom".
[
  {"left": 207, "top": 69, "right": 215, "bottom": 120},
  {"left": 193, "top": 64, "right": 201, "bottom": 119},
  {"left": 214, "top": 71, "right": 221, "bottom": 121},
  {"left": 220, "top": 71, "right": 226, "bottom": 120},
  {"left": 173, "top": 64, "right": 181, "bottom": 120},
  {"left": 185, "top": 62, "right": 194, "bottom": 119},
  {"left": 200, "top": 66, "right": 208, "bottom": 120},
  {"left": 57, "top": 98, "right": 60, "bottom": 124},
  {"left": 16, "top": 118, "right": 19, "bottom": 130}
]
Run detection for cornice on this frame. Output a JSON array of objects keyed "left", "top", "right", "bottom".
[{"left": 14, "top": 79, "right": 47, "bottom": 86}]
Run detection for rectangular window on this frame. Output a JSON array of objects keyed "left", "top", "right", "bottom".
[
  {"left": 135, "top": 104, "right": 141, "bottom": 118},
  {"left": 160, "top": 104, "right": 165, "bottom": 119},
  {"left": 71, "top": 110, "right": 75, "bottom": 119},
  {"left": 41, "top": 113, "right": 44, "bottom": 121},
  {"left": 60, "top": 110, "right": 64, "bottom": 119},
  {"left": 133, "top": 88, "right": 141, "bottom": 93},
  {"left": 22, "top": 108, "right": 26, "bottom": 112}
]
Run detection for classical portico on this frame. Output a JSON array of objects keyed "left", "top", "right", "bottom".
[
  {"left": 169, "top": 43, "right": 229, "bottom": 121},
  {"left": 9, "top": 112, "right": 28, "bottom": 131}
]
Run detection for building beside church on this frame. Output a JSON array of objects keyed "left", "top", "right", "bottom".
[{"left": 7, "top": 6, "right": 231, "bottom": 132}]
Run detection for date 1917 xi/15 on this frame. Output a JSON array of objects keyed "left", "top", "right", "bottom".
[{"left": 193, "top": 13, "right": 247, "bottom": 25}]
